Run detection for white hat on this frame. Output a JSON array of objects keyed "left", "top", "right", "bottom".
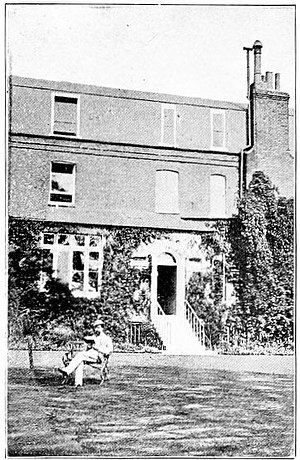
[{"left": 94, "top": 319, "right": 104, "bottom": 327}]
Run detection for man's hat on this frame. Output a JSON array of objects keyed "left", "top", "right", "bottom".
[{"left": 94, "top": 319, "right": 104, "bottom": 327}]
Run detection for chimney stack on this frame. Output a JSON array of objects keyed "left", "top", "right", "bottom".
[
  {"left": 253, "top": 40, "right": 263, "bottom": 85},
  {"left": 275, "top": 73, "right": 281, "bottom": 91},
  {"left": 265, "top": 71, "right": 273, "bottom": 90}
]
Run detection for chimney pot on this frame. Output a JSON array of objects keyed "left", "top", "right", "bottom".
[
  {"left": 253, "top": 40, "right": 263, "bottom": 51},
  {"left": 266, "top": 71, "right": 273, "bottom": 90},
  {"left": 253, "top": 40, "right": 263, "bottom": 85}
]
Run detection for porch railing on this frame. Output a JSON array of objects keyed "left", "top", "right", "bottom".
[
  {"left": 152, "top": 301, "right": 172, "bottom": 349},
  {"left": 128, "top": 322, "right": 142, "bottom": 345},
  {"left": 184, "top": 300, "right": 206, "bottom": 348}
]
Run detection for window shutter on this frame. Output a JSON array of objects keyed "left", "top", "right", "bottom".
[
  {"left": 54, "top": 96, "right": 77, "bottom": 135},
  {"left": 155, "top": 170, "right": 179, "bottom": 213},
  {"left": 163, "top": 108, "right": 175, "bottom": 145},
  {"left": 213, "top": 113, "right": 225, "bottom": 148},
  {"left": 210, "top": 175, "right": 226, "bottom": 217}
]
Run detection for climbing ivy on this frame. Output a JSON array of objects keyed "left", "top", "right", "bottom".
[
  {"left": 186, "top": 229, "right": 229, "bottom": 347},
  {"left": 90, "top": 227, "right": 164, "bottom": 343},
  {"left": 228, "top": 171, "right": 294, "bottom": 348},
  {"left": 8, "top": 219, "right": 166, "bottom": 353}
]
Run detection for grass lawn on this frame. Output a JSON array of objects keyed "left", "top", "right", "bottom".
[{"left": 7, "top": 356, "right": 294, "bottom": 457}]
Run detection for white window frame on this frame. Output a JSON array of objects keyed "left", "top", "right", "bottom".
[
  {"left": 210, "top": 109, "right": 226, "bottom": 150},
  {"left": 155, "top": 169, "right": 179, "bottom": 214},
  {"left": 161, "top": 104, "right": 176, "bottom": 147},
  {"left": 48, "top": 161, "right": 76, "bottom": 207},
  {"left": 41, "top": 233, "right": 104, "bottom": 298},
  {"left": 51, "top": 92, "right": 81, "bottom": 137}
]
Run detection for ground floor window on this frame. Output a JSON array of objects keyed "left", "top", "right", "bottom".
[{"left": 41, "top": 232, "right": 103, "bottom": 298}]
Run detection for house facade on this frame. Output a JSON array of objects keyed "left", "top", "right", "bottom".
[{"left": 8, "top": 41, "right": 294, "bottom": 354}]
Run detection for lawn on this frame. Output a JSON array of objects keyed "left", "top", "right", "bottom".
[{"left": 7, "top": 356, "right": 294, "bottom": 457}]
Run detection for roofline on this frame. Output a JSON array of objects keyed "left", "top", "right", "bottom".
[{"left": 9, "top": 75, "right": 248, "bottom": 111}]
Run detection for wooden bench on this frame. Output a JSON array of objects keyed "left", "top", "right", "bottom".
[{"left": 62, "top": 341, "right": 110, "bottom": 385}]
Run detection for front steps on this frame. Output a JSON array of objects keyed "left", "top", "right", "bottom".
[{"left": 152, "top": 311, "right": 216, "bottom": 356}]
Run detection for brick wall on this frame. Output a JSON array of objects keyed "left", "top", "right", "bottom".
[
  {"left": 8, "top": 134, "right": 239, "bottom": 231},
  {"left": 10, "top": 76, "right": 246, "bottom": 153},
  {"left": 247, "top": 87, "right": 294, "bottom": 197}
]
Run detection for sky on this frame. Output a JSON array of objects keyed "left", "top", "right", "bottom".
[{"left": 6, "top": 4, "right": 295, "bottom": 105}]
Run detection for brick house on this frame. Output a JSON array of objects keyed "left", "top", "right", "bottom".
[{"left": 8, "top": 41, "right": 294, "bottom": 354}]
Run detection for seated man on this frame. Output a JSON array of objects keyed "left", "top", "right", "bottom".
[{"left": 58, "top": 319, "right": 113, "bottom": 387}]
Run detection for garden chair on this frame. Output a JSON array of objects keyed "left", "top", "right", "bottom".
[{"left": 61, "top": 340, "right": 110, "bottom": 386}]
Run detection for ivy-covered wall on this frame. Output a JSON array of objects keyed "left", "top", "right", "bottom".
[{"left": 9, "top": 218, "right": 224, "bottom": 349}]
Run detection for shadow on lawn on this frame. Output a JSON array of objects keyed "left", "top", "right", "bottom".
[{"left": 7, "top": 367, "right": 103, "bottom": 387}]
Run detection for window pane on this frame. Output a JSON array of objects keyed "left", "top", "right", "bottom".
[
  {"left": 164, "top": 109, "right": 174, "bottom": 127},
  {"left": 74, "top": 235, "right": 85, "bottom": 246},
  {"left": 52, "top": 163, "right": 74, "bottom": 174},
  {"left": 88, "top": 271, "right": 98, "bottom": 291},
  {"left": 51, "top": 172, "right": 73, "bottom": 194},
  {"left": 43, "top": 233, "right": 54, "bottom": 245},
  {"left": 73, "top": 251, "right": 84, "bottom": 270},
  {"left": 89, "top": 252, "right": 99, "bottom": 270},
  {"left": 155, "top": 170, "right": 179, "bottom": 213},
  {"left": 212, "top": 112, "right": 225, "bottom": 148},
  {"left": 213, "top": 131, "right": 224, "bottom": 148},
  {"left": 58, "top": 234, "right": 69, "bottom": 245},
  {"left": 213, "top": 113, "right": 224, "bottom": 130},
  {"left": 57, "top": 251, "right": 69, "bottom": 284},
  {"left": 72, "top": 271, "right": 84, "bottom": 291},
  {"left": 89, "top": 236, "right": 101, "bottom": 247},
  {"left": 50, "top": 193, "right": 73, "bottom": 203}
]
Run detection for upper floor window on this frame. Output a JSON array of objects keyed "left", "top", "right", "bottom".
[
  {"left": 210, "top": 174, "right": 226, "bottom": 217},
  {"left": 161, "top": 105, "right": 176, "bottom": 146},
  {"left": 49, "top": 162, "right": 75, "bottom": 206},
  {"left": 211, "top": 110, "right": 226, "bottom": 149},
  {"left": 155, "top": 170, "right": 179, "bottom": 214},
  {"left": 52, "top": 94, "right": 79, "bottom": 136}
]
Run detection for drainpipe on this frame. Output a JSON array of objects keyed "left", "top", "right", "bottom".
[
  {"left": 222, "top": 253, "right": 226, "bottom": 303},
  {"left": 240, "top": 41, "right": 261, "bottom": 196}
]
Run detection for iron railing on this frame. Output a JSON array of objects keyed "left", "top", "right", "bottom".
[
  {"left": 184, "top": 300, "right": 206, "bottom": 348},
  {"left": 152, "top": 302, "right": 172, "bottom": 349}
]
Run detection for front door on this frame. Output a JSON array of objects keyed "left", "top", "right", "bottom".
[{"left": 157, "top": 252, "right": 177, "bottom": 315}]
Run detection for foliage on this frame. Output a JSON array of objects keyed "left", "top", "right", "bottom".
[
  {"left": 8, "top": 219, "right": 87, "bottom": 364},
  {"left": 186, "top": 229, "right": 230, "bottom": 347},
  {"left": 186, "top": 271, "right": 228, "bottom": 347},
  {"left": 8, "top": 219, "right": 50, "bottom": 341},
  {"left": 8, "top": 219, "right": 165, "bottom": 351},
  {"left": 228, "top": 171, "right": 294, "bottom": 347},
  {"left": 216, "top": 340, "right": 294, "bottom": 356},
  {"left": 94, "top": 227, "right": 163, "bottom": 343}
]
